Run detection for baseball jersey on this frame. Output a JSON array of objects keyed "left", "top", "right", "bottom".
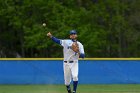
[{"left": 60, "top": 39, "right": 85, "bottom": 61}]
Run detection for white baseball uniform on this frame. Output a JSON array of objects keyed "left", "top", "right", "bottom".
[{"left": 60, "top": 39, "right": 85, "bottom": 85}]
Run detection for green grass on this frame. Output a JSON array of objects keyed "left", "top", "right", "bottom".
[{"left": 0, "top": 84, "right": 140, "bottom": 93}]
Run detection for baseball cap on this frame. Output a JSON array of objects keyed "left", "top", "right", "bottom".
[{"left": 70, "top": 30, "right": 77, "bottom": 35}]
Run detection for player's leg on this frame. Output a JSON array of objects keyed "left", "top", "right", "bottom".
[
  {"left": 64, "top": 63, "right": 72, "bottom": 93},
  {"left": 71, "top": 61, "right": 78, "bottom": 93}
]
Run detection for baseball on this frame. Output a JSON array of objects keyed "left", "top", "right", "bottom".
[{"left": 42, "top": 23, "right": 46, "bottom": 27}]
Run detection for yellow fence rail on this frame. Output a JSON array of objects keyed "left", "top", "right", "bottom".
[{"left": 0, "top": 58, "right": 140, "bottom": 60}]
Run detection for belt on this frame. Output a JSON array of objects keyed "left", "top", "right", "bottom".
[{"left": 64, "top": 61, "right": 73, "bottom": 63}]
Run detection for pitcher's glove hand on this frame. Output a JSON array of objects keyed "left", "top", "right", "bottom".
[{"left": 71, "top": 42, "right": 79, "bottom": 53}]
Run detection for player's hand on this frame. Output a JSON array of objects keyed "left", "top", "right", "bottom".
[
  {"left": 71, "top": 42, "right": 79, "bottom": 53},
  {"left": 47, "top": 32, "right": 52, "bottom": 38}
]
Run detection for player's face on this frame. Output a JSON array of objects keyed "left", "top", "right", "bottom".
[{"left": 70, "top": 34, "right": 77, "bottom": 40}]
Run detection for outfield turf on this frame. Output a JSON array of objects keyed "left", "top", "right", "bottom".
[{"left": 0, "top": 84, "right": 140, "bottom": 93}]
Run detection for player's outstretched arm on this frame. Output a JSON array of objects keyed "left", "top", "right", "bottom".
[
  {"left": 47, "top": 32, "right": 53, "bottom": 38},
  {"left": 47, "top": 32, "right": 61, "bottom": 45}
]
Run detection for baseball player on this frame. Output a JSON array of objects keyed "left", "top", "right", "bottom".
[{"left": 47, "top": 30, "right": 85, "bottom": 93}]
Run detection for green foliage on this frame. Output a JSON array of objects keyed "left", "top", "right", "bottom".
[{"left": 0, "top": 0, "right": 140, "bottom": 57}]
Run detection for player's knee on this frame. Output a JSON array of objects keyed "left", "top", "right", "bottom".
[{"left": 73, "top": 76, "right": 78, "bottom": 81}]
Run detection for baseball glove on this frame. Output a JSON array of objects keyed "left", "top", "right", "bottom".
[{"left": 71, "top": 42, "right": 79, "bottom": 53}]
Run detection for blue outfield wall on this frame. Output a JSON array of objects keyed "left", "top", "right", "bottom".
[{"left": 0, "top": 58, "right": 140, "bottom": 84}]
